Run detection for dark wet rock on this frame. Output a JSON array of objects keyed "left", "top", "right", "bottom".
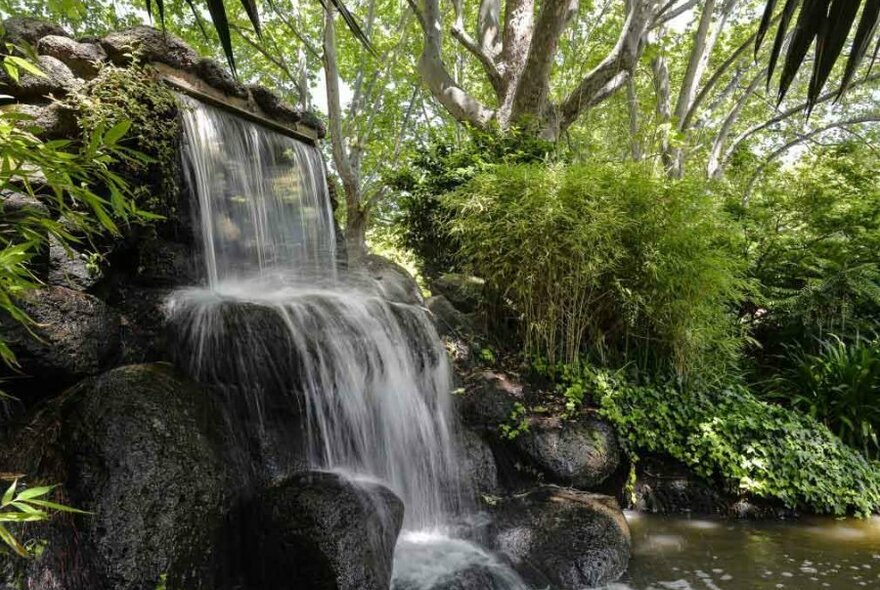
[
  {"left": 100, "top": 26, "right": 199, "bottom": 70},
  {"left": 195, "top": 58, "right": 247, "bottom": 98},
  {"left": 133, "top": 237, "right": 199, "bottom": 286},
  {"left": 0, "top": 286, "right": 120, "bottom": 392},
  {"left": 0, "top": 17, "right": 68, "bottom": 46},
  {"left": 47, "top": 236, "right": 101, "bottom": 291},
  {"left": 363, "top": 254, "right": 424, "bottom": 306},
  {"left": 454, "top": 371, "right": 521, "bottom": 429},
  {"left": 512, "top": 416, "right": 620, "bottom": 490},
  {"left": 244, "top": 471, "right": 404, "bottom": 590},
  {"left": 110, "top": 285, "right": 173, "bottom": 365},
  {"left": 0, "top": 54, "right": 76, "bottom": 100},
  {"left": 630, "top": 455, "right": 793, "bottom": 518},
  {"left": 2, "top": 364, "right": 233, "bottom": 590},
  {"left": 431, "top": 273, "right": 484, "bottom": 313},
  {"left": 459, "top": 428, "right": 500, "bottom": 496},
  {"left": 488, "top": 486, "right": 630, "bottom": 588},
  {"left": 1, "top": 101, "right": 79, "bottom": 139},
  {"left": 37, "top": 35, "right": 106, "bottom": 78},
  {"left": 168, "top": 298, "right": 303, "bottom": 398}
]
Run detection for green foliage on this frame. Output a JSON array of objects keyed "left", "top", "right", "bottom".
[
  {"left": 738, "top": 142, "right": 880, "bottom": 350},
  {"left": 0, "top": 479, "right": 87, "bottom": 557},
  {"left": 445, "top": 161, "right": 745, "bottom": 378},
  {"left": 64, "top": 63, "right": 182, "bottom": 218},
  {"left": 0, "top": 52, "right": 150, "bottom": 373},
  {"left": 553, "top": 363, "right": 880, "bottom": 516},
  {"left": 764, "top": 335, "right": 880, "bottom": 458},
  {"left": 390, "top": 127, "right": 554, "bottom": 280},
  {"left": 499, "top": 402, "right": 529, "bottom": 440}
]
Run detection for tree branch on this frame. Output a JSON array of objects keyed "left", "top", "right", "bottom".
[
  {"left": 409, "top": 0, "right": 495, "bottom": 127},
  {"left": 450, "top": 25, "right": 503, "bottom": 92},
  {"left": 742, "top": 115, "right": 880, "bottom": 203},
  {"left": 559, "top": 0, "right": 658, "bottom": 130},
  {"left": 719, "top": 72, "right": 880, "bottom": 172}
]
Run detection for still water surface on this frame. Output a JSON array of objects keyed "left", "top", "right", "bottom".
[{"left": 605, "top": 512, "right": 880, "bottom": 590}]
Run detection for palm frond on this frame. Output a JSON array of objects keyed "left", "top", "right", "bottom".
[
  {"left": 757, "top": 0, "right": 880, "bottom": 110},
  {"left": 145, "top": 0, "right": 374, "bottom": 80}
]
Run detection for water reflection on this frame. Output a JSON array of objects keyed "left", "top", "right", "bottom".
[{"left": 604, "top": 512, "right": 880, "bottom": 590}]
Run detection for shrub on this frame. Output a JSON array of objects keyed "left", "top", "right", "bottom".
[
  {"left": 562, "top": 364, "right": 880, "bottom": 516},
  {"left": 445, "top": 161, "right": 745, "bottom": 378},
  {"left": 737, "top": 141, "right": 880, "bottom": 357},
  {"left": 389, "top": 127, "right": 553, "bottom": 280},
  {"left": 765, "top": 335, "right": 880, "bottom": 458}
]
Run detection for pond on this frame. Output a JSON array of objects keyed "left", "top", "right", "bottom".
[{"left": 606, "top": 512, "right": 880, "bottom": 590}]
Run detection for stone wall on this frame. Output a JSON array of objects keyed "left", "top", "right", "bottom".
[
  {"left": 0, "top": 17, "right": 327, "bottom": 406},
  {"left": 0, "top": 17, "right": 324, "bottom": 141}
]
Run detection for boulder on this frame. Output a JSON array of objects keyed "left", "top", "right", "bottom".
[
  {"left": 0, "top": 286, "right": 120, "bottom": 391},
  {"left": 1, "top": 188, "right": 49, "bottom": 216},
  {"left": 195, "top": 58, "right": 247, "bottom": 98},
  {"left": 454, "top": 371, "right": 521, "bottom": 429},
  {"left": 487, "top": 486, "right": 630, "bottom": 588},
  {"left": 0, "top": 54, "right": 76, "bottom": 100},
  {"left": 37, "top": 35, "right": 106, "bottom": 78},
  {"left": 47, "top": 236, "right": 101, "bottom": 291},
  {"left": 100, "top": 26, "right": 199, "bottom": 71},
  {"left": 1, "top": 101, "right": 78, "bottom": 139},
  {"left": 431, "top": 273, "right": 484, "bottom": 313},
  {"left": 0, "top": 17, "right": 68, "bottom": 46},
  {"left": 459, "top": 428, "right": 500, "bottom": 496},
  {"left": 362, "top": 254, "right": 424, "bottom": 306},
  {"left": 2, "top": 364, "right": 234, "bottom": 590},
  {"left": 244, "top": 471, "right": 404, "bottom": 590},
  {"left": 512, "top": 416, "right": 620, "bottom": 490},
  {"left": 427, "top": 295, "right": 478, "bottom": 339}
]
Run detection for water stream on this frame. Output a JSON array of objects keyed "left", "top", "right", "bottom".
[
  {"left": 605, "top": 512, "right": 880, "bottom": 590},
  {"left": 172, "top": 98, "right": 527, "bottom": 589}
]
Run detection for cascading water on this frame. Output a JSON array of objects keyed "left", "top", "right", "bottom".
[{"left": 168, "top": 97, "right": 527, "bottom": 589}]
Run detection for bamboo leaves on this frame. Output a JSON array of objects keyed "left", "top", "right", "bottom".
[{"left": 0, "top": 479, "right": 87, "bottom": 558}]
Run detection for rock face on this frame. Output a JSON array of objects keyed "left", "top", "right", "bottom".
[
  {"left": 363, "top": 254, "right": 424, "bottom": 306},
  {"left": 458, "top": 428, "right": 501, "bottom": 496},
  {"left": 0, "top": 286, "right": 120, "bottom": 392},
  {"left": 244, "top": 471, "right": 404, "bottom": 590},
  {"left": 431, "top": 273, "right": 485, "bottom": 313},
  {"left": 0, "top": 54, "right": 76, "bottom": 99},
  {"left": 5, "top": 364, "right": 233, "bottom": 590},
  {"left": 1, "top": 102, "right": 78, "bottom": 139},
  {"left": 36, "top": 35, "right": 106, "bottom": 78},
  {"left": 513, "top": 416, "right": 621, "bottom": 490},
  {"left": 454, "top": 371, "right": 521, "bottom": 429},
  {"left": 100, "top": 26, "right": 199, "bottom": 70},
  {"left": 426, "top": 295, "right": 477, "bottom": 339},
  {"left": 488, "top": 486, "right": 630, "bottom": 589},
  {"left": 0, "top": 16, "right": 67, "bottom": 46}
]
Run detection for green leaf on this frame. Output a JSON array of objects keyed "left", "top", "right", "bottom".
[
  {"left": 14, "top": 485, "right": 55, "bottom": 501},
  {"left": 4, "top": 55, "right": 46, "bottom": 79},
  {"left": 0, "top": 523, "right": 28, "bottom": 557},
  {"left": 2, "top": 480, "right": 17, "bottom": 507},
  {"left": 103, "top": 120, "right": 132, "bottom": 146}
]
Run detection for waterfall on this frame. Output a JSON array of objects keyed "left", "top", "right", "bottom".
[
  {"left": 169, "top": 98, "right": 527, "bottom": 589},
  {"left": 179, "top": 96, "right": 337, "bottom": 285}
]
